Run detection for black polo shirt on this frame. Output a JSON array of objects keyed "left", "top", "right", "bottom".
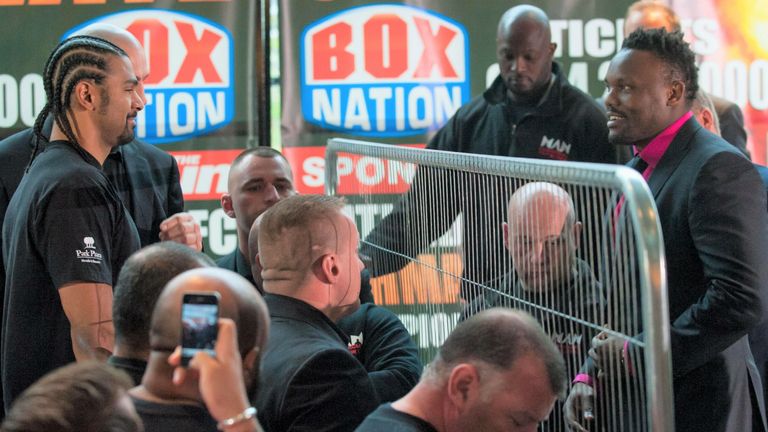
[{"left": 1, "top": 140, "right": 140, "bottom": 409}]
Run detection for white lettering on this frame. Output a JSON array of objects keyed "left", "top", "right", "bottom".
[
  {"left": 169, "top": 92, "right": 196, "bottom": 135},
  {"left": 312, "top": 88, "right": 341, "bottom": 126},
  {"left": 0, "top": 75, "right": 18, "bottom": 128},
  {"left": 343, "top": 88, "right": 371, "bottom": 130},
  {"left": 302, "top": 156, "right": 325, "bottom": 188},
  {"left": 197, "top": 91, "right": 226, "bottom": 129},
  {"left": 19, "top": 74, "right": 44, "bottom": 127}
]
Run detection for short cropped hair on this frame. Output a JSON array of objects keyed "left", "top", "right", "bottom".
[
  {"left": 623, "top": 28, "right": 698, "bottom": 102},
  {"left": 113, "top": 242, "right": 214, "bottom": 351},
  {"left": 231, "top": 147, "right": 292, "bottom": 176},
  {"left": 430, "top": 309, "right": 567, "bottom": 397},
  {"left": 2, "top": 362, "right": 140, "bottom": 432},
  {"left": 258, "top": 195, "right": 346, "bottom": 276}
]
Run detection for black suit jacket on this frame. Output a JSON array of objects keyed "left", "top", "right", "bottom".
[
  {"left": 710, "top": 94, "right": 749, "bottom": 158},
  {"left": 611, "top": 118, "right": 768, "bottom": 432},
  {"left": 255, "top": 294, "right": 378, "bottom": 432}
]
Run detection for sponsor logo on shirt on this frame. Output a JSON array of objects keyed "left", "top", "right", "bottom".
[
  {"left": 538, "top": 135, "right": 572, "bottom": 160},
  {"left": 348, "top": 332, "right": 363, "bottom": 356},
  {"left": 551, "top": 332, "right": 583, "bottom": 354},
  {"left": 76, "top": 236, "right": 103, "bottom": 264}
]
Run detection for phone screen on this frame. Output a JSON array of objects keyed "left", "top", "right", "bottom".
[{"left": 181, "top": 292, "right": 220, "bottom": 366}]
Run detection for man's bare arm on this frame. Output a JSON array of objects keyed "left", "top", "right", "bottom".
[{"left": 59, "top": 282, "right": 114, "bottom": 361}]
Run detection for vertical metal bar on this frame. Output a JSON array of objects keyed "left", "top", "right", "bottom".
[{"left": 625, "top": 172, "right": 674, "bottom": 432}]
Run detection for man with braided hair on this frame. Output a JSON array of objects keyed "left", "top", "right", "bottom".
[{"left": 1, "top": 35, "right": 143, "bottom": 409}]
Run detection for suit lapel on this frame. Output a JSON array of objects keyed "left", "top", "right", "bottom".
[{"left": 646, "top": 117, "right": 701, "bottom": 198}]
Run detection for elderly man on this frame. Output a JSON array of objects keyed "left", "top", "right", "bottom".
[
  {"left": 362, "top": 4, "right": 613, "bottom": 301},
  {"left": 565, "top": 29, "right": 768, "bottom": 432},
  {"left": 255, "top": 195, "right": 378, "bottom": 431},
  {"left": 464, "top": 182, "right": 602, "bottom": 360},
  {"left": 356, "top": 308, "right": 567, "bottom": 432}
]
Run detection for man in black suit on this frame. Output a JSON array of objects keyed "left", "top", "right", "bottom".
[
  {"left": 564, "top": 29, "right": 768, "bottom": 432},
  {"left": 622, "top": 0, "right": 749, "bottom": 157},
  {"left": 255, "top": 195, "right": 378, "bottom": 432}
]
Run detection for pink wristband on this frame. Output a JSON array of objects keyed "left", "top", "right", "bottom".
[
  {"left": 572, "top": 373, "right": 595, "bottom": 387},
  {"left": 623, "top": 340, "right": 634, "bottom": 376}
]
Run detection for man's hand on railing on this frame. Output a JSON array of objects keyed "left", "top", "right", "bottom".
[
  {"left": 564, "top": 382, "right": 595, "bottom": 432},
  {"left": 589, "top": 331, "right": 630, "bottom": 381}
]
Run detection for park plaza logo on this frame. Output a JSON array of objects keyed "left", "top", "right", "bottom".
[
  {"left": 63, "top": 9, "right": 234, "bottom": 145},
  {"left": 538, "top": 135, "right": 572, "bottom": 160},
  {"left": 301, "top": 4, "right": 470, "bottom": 137},
  {"left": 75, "top": 236, "right": 103, "bottom": 264}
]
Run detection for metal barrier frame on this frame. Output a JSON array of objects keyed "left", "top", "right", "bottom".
[{"left": 325, "top": 138, "right": 674, "bottom": 432}]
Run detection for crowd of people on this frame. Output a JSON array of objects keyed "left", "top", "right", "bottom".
[{"left": 0, "top": 1, "right": 766, "bottom": 431}]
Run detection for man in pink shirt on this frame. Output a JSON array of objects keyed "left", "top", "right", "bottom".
[{"left": 565, "top": 28, "right": 768, "bottom": 432}]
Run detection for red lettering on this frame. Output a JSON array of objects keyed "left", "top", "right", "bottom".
[
  {"left": 412, "top": 17, "right": 457, "bottom": 78},
  {"left": 127, "top": 19, "right": 168, "bottom": 85},
  {"left": 312, "top": 22, "right": 354, "bottom": 80},
  {"left": 174, "top": 22, "right": 222, "bottom": 83},
  {"left": 363, "top": 15, "right": 407, "bottom": 79}
]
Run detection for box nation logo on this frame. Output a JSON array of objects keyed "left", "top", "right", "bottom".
[{"left": 301, "top": 4, "right": 470, "bottom": 137}]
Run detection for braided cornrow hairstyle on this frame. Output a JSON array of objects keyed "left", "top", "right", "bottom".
[{"left": 29, "top": 35, "right": 127, "bottom": 170}]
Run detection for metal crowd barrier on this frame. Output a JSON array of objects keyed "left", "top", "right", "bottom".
[{"left": 325, "top": 138, "right": 673, "bottom": 432}]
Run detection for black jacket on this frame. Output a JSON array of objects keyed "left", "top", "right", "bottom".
[{"left": 255, "top": 294, "right": 378, "bottom": 432}]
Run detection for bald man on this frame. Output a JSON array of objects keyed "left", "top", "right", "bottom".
[
  {"left": 130, "top": 267, "right": 268, "bottom": 431},
  {"left": 621, "top": 0, "right": 749, "bottom": 158},
  {"left": 463, "top": 183, "right": 602, "bottom": 425},
  {"left": 362, "top": 4, "right": 613, "bottom": 301},
  {"left": 255, "top": 195, "right": 378, "bottom": 432}
]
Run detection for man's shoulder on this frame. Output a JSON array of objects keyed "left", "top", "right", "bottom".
[
  {"left": 132, "top": 396, "right": 218, "bottom": 430},
  {"left": 0, "top": 128, "right": 34, "bottom": 156},
  {"left": 357, "top": 404, "right": 438, "bottom": 432},
  {"left": 122, "top": 139, "right": 176, "bottom": 167},
  {"left": 215, "top": 250, "right": 237, "bottom": 270}
]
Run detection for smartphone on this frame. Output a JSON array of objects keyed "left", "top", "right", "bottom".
[{"left": 180, "top": 292, "right": 220, "bottom": 366}]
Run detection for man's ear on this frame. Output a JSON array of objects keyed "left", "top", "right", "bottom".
[
  {"left": 502, "top": 222, "right": 510, "bottom": 251},
  {"left": 548, "top": 42, "right": 557, "bottom": 58},
  {"left": 73, "top": 80, "right": 97, "bottom": 111},
  {"left": 221, "top": 194, "right": 235, "bottom": 218},
  {"left": 314, "top": 253, "right": 338, "bottom": 284},
  {"left": 667, "top": 81, "right": 685, "bottom": 106},
  {"left": 447, "top": 363, "right": 480, "bottom": 412}
]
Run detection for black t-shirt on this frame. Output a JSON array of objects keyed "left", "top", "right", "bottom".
[
  {"left": 1, "top": 140, "right": 140, "bottom": 409},
  {"left": 132, "top": 397, "right": 218, "bottom": 432},
  {"left": 355, "top": 404, "right": 437, "bottom": 432}
]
